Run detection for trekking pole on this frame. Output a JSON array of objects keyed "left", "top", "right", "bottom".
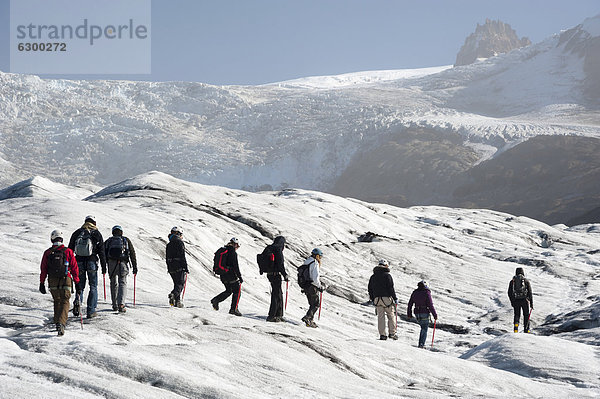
[
  {"left": 431, "top": 319, "right": 437, "bottom": 349},
  {"left": 318, "top": 290, "right": 323, "bottom": 320},
  {"left": 284, "top": 280, "right": 289, "bottom": 311},
  {"left": 103, "top": 274, "right": 106, "bottom": 301},
  {"left": 133, "top": 274, "right": 137, "bottom": 307},
  {"left": 527, "top": 307, "right": 533, "bottom": 331},
  {"left": 235, "top": 283, "right": 242, "bottom": 310},
  {"left": 182, "top": 273, "right": 188, "bottom": 300}
]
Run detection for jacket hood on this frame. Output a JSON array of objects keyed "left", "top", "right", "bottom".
[
  {"left": 373, "top": 265, "right": 390, "bottom": 274},
  {"left": 273, "top": 236, "right": 286, "bottom": 249}
]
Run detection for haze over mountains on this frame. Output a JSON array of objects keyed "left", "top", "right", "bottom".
[{"left": 1, "top": 16, "right": 600, "bottom": 225}]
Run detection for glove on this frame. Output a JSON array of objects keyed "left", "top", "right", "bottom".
[
  {"left": 283, "top": 275, "right": 289, "bottom": 282},
  {"left": 102, "top": 267, "right": 107, "bottom": 275},
  {"left": 133, "top": 267, "right": 138, "bottom": 275},
  {"left": 434, "top": 316, "right": 438, "bottom": 321},
  {"left": 394, "top": 299, "right": 398, "bottom": 305},
  {"left": 75, "top": 283, "right": 82, "bottom": 297},
  {"left": 39, "top": 282, "right": 46, "bottom": 294},
  {"left": 238, "top": 277, "right": 243, "bottom": 284},
  {"left": 318, "top": 286, "right": 324, "bottom": 293},
  {"left": 184, "top": 267, "right": 189, "bottom": 274}
]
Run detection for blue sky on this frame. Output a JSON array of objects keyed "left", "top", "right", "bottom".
[{"left": 0, "top": 0, "right": 598, "bottom": 85}]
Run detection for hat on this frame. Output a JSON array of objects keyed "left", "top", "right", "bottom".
[
  {"left": 515, "top": 267, "right": 524, "bottom": 276},
  {"left": 311, "top": 248, "right": 323, "bottom": 256},
  {"left": 378, "top": 259, "right": 389, "bottom": 267}
]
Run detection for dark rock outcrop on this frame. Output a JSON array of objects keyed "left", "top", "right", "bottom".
[{"left": 455, "top": 19, "right": 531, "bottom": 66}]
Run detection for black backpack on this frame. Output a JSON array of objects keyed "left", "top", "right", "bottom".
[
  {"left": 47, "top": 247, "right": 68, "bottom": 278},
  {"left": 256, "top": 245, "right": 275, "bottom": 275},
  {"left": 513, "top": 274, "right": 528, "bottom": 300},
  {"left": 213, "top": 247, "right": 230, "bottom": 275},
  {"left": 107, "top": 236, "right": 129, "bottom": 261},
  {"left": 297, "top": 259, "right": 314, "bottom": 288}
]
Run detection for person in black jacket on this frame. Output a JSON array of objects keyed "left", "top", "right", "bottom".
[
  {"left": 211, "top": 238, "right": 243, "bottom": 316},
  {"left": 166, "top": 227, "right": 188, "bottom": 308},
  {"left": 265, "top": 236, "right": 289, "bottom": 322},
  {"left": 68, "top": 215, "right": 107, "bottom": 319},
  {"left": 368, "top": 259, "right": 398, "bottom": 340},
  {"left": 104, "top": 225, "right": 137, "bottom": 312},
  {"left": 508, "top": 267, "right": 534, "bottom": 333}
]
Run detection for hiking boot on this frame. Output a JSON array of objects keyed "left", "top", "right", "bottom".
[
  {"left": 118, "top": 304, "right": 127, "bottom": 313},
  {"left": 308, "top": 320, "right": 318, "bottom": 328},
  {"left": 87, "top": 312, "right": 97, "bottom": 319},
  {"left": 112, "top": 304, "right": 119, "bottom": 311},
  {"left": 56, "top": 323, "right": 65, "bottom": 336},
  {"left": 514, "top": 323, "right": 519, "bottom": 333},
  {"left": 301, "top": 316, "right": 311, "bottom": 327},
  {"left": 168, "top": 293, "right": 175, "bottom": 306},
  {"left": 266, "top": 317, "right": 277, "bottom": 322},
  {"left": 389, "top": 334, "right": 398, "bottom": 340},
  {"left": 380, "top": 335, "right": 388, "bottom": 340},
  {"left": 229, "top": 309, "right": 242, "bottom": 316},
  {"left": 175, "top": 300, "right": 184, "bottom": 308},
  {"left": 211, "top": 300, "right": 219, "bottom": 311},
  {"left": 72, "top": 302, "right": 80, "bottom": 317},
  {"left": 276, "top": 317, "right": 285, "bottom": 323}
]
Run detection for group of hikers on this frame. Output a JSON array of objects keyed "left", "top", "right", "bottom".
[{"left": 39, "top": 216, "right": 534, "bottom": 345}]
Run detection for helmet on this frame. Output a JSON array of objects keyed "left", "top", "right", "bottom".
[
  {"left": 229, "top": 237, "right": 240, "bottom": 246},
  {"left": 311, "top": 248, "right": 323, "bottom": 256},
  {"left": 171, "top": 226, "right": 183, "bottom": 235},
  {"left": 418, "top": 280, "right": 428, "bottom": 288},
  {"left": 50, "top": 229, "right": 63, "bottom": 242},
  {"left": 378, "top": 259, "right": 389, "bottom": 267},
  {"left": 84, "top": 215, "right": 96, "bottom": 224},
  {"left": 112, "top": 225, "right": 123, "bottom": 233}
]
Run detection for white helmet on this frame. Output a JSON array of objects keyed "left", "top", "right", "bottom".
[
  {"left": 378, "top": 259, "right": 389, "bottom": 267},
  {"left": 50, "top": 229, "right": 63, "bottom": 241},
  {"left": 229, "top": 237, "right": 240, "bottom": 246},
  {"left": 85, "top": 215, "right": 96, "bottom": 224},
  {"left": 171, "top": 226, "right": 183, "bottom": 235}
]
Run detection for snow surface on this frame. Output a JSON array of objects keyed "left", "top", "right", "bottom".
[{"left": 1, "top": 172, "right": 599, "bottom": 398}]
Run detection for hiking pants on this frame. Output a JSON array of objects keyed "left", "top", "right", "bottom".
[
  {"left": 169, "top": 270, "right": 186, "bottom": 301},
  {"left": 267, "top": 274, "right": 283, "bottom": 318},
  {"left": 513, "top": 298, "right": 530, "bottom": 332},
  {"left": 212, "top": 280, "right": 241, "bottom": 312},
  {"left": 304, "top": 285, "right": 320, "bottom": 321},
  {"left": 374, "top": 297, "right": 397, "bottom": 336},
  {"left": 416, "top": 313, "right": 430, "bottom": 347},
  {"left": 48, "top": 276, "right": 72, "bottom": 326},
  {"left": 76, "top": 260, "right": 98, "bottom": 315},
  {"left": 108, "top": 260, "right": 129, "bottom": 307}
]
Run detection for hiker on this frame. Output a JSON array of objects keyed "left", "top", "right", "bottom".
[
  {"left": 368, "top": 259, "right": 398, "bottom": 340},
  {"left": 68, "top": 215, "right": 106, "bottom": 319},
  {"left": 211, "top": 238, "right": 243, "bottom": 316},
  {"left": 39, "top": 229, "right": 80, "bottom": 336},
  {"left": 300, "top": 248, "right": 324, "bottom": 328},
  {"left": 265, "top": 236, "right": 289, "bottom": 322},
  {"left": 540, "top": 233, "right": 552, "bottom": 248},
  {"left": 508, "top": 267, "right": 534, "bottom": 333},
  {"left": 407, "top": 280, "right": 438, "bottom": 348},
  {"left": 166, "top": 227, "right": 188, "bottom": 308},
  {"left": 104, "top": 225, "right": 137, "bottom": 313}
]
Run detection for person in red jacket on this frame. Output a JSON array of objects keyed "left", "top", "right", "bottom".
[{"left": 40, "top": 229, "right": 80, "bottom": 336}]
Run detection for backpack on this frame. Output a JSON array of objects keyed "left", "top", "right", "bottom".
[
  {"left": 213, "top": 247, "right": 230, "bottom": 275},
  {"left": 107, "top": 236, "right": 129, "bottom": 261},
  {"left": 47, "top": 247, "right": 68, "bottom": 278},
  {"left": 256, "top": 245, "right": 275, "bottom": 275},
  {"left": 74, "top": 229, "right": 94, "bottom": 257},
  {"left": 297, "top": 260, "right": 314, "bottom": 288},
  {"left": 513, "top": 275, "right": 528, "bottom": 300}
]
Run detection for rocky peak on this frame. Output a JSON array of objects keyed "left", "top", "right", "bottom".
[{"left": 455, "top": 19, "right": 531, "bottom": 66}]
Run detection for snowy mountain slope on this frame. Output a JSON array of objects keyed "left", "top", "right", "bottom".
[
  {"left": 1, "top": 172, "right": 599, "bottom": 398},
  {"left": 2, "top": 16, "right": 600, "bottom": 221}
]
